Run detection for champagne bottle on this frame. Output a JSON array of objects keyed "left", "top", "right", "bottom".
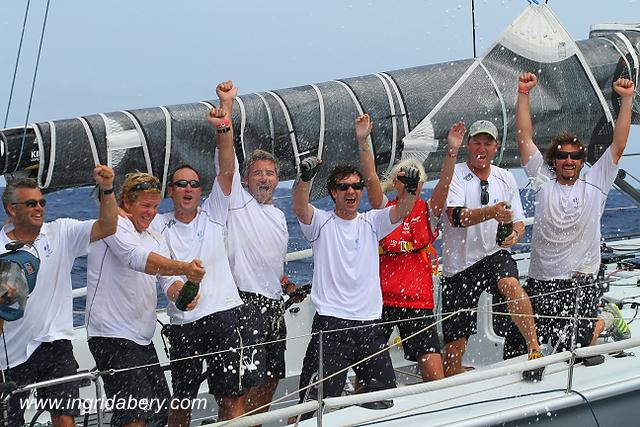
[
  {"left": 496, "top": 204, "right": 513, "bottom": 245},
  {"left": 175, "top": 280, "right": 200, "bottom": 311}
]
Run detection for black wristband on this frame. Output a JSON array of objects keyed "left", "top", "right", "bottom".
[
  {"left": 216, "top": 127, "right": 231, "bottom": 134},
  {"left": 101, "top": 188, "right": 114, "bottom": 195},
  {"left": 451, "top": 207, "right": 465, "bottom": 227}
]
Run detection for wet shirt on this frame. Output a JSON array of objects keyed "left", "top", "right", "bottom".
[
  {"left": 379, "top": 198, "right": 438, "bottom": 309},
  {"left": 86, "top": 217, "right": 181, "bottom": 345},
  {"left": 442, "top": 163, "right": 524, "bottom": 276},
  {"left": 300, "top": 206, "right": 396, "bottom": 321},
  {"left": 152, "top": 178, "right": 242, "bottom": 325},
  {"left": 0, "top": 219, "right": 94, "bottom": 369},
  {"left": 525, "top": 147, "right": 617, "bottom": 279},
  {"left": 219, "top": 150, "right": 288, "bottom": 300}
]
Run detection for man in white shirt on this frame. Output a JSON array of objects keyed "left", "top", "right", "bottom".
[
  {"left": 151, "top": 89, "right": 246, "bottom": 425},
  {"left": 442, "top": 120, "right": 541, "bottom": 379},
  {"left": 0, "top": 165, "right": 117, "bottom": 427},
  {"left": 506, "top": 73, "right": 635, "bottom": 355},
  {"left": 216, "top": 82, "right": 303, "bottom": 415},
  {"left": 291, "top": 157, "right": 418, "bottom": 416}
]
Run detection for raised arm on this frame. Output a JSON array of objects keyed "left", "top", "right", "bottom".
[
  {"left": 356, "top": 114, "right": 384, "bottom": 209},
  {"left": 429, "top": 121, "right": 464, "bottom": 218},
  {"left": 515, "top": 72, "right": 540, "bottom": 166},
  {"left": 610, "top": 78, "right": 635, "bottom": 163},
  {"left": 90, "top": 165, "right": 118, "bottom": 242},
  {"left": 217, "top": 80, "right": 237, "bottom": 114},
  {"left": 389, "top": 167, "right": 419, "bottom": 223},
  {"left": 292, "top": 157, "right": 322, "bottom": 225},
  {"left": 207, "top": 107, "right": 235, "bottom": 195}
]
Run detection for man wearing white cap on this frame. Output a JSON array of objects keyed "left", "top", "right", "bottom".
[{"left": 441, "top": 120, "right": 542, "bottom": 379}]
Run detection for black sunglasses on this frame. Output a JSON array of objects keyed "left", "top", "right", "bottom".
[
  {"left": 555, "top": 150, "right": 584, "bottom": 161},
  {"left": 11, "top": 199, "right": 47, "bottom": 209},
  {"left": 170, "top": 179, "right": 201, "bottom": 188},
  {"left": 480, "top": 180, "right": 489, "bottom": 206},
  {"left": 335, "top": 181, "right": 365, "bottom": 191},
  {"left": 130, "top": 181, "right": 162, "bottom": 192}
]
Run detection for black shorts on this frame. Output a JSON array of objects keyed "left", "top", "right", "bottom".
[
  {"left": 89, "top": 337, "right": 170, "bottom": 427},
  {"left": 3, "top": 340, "right": 80, "bottom": 426},
  {"left": 169, "top": 307, "right": 244, "bottom": 399},
  {"left": 298, "top": 314, "right": 396, "bottom": 403},
  {"left": 238, "top": 291, "right": 287, "bottom": 387},
  {"left": 381, "top": 307, "right": 440, "bottom": 361},
  {"left": 503, "top": 277, "right": 603, "bottom": 358},
  {"left": 442, "top": 250, "right": 519, "bottom": 343}
]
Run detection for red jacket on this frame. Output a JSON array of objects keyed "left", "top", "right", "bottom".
[{"left": 379, "top": 198, "right": 437, "bottom": 309}]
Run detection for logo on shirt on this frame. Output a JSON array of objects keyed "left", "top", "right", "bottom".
[
  {"left": 197, "top": 230, "right": 205, "bottom": 241},
  {"left": 43, "top": 243, "right": 52, "bottom": 257},
  {"left": 464, "top": 173, "right": 474, "bottom": 182}
]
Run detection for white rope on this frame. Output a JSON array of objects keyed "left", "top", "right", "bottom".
[
  {"left": 267, "top": 91, "right": 301, "bottom": 173},
  {"left": 373, "top": 73, "right": 399, "bottom": 174},
  {"left": 42, "top": 120, "right": 56, "bottom": 188},
  {"left": 235, "top": 96, "right": 247, "bottom": 160},
  {"left": 159, "top": 106, "right": 172, "bottom": 195},
  {"left": 121, "top": 110, "right": 152, "bottom": 174},
  {"left": 255, "top": 92, "right": 276, "bottom": 154},
  {"left": 77, "top": 117, "right": 99, "bottom": 165}
]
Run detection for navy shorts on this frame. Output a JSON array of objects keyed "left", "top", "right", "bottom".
[
  {"left": 298, "top": 314, "right": 396, "bottom": 403},
  {"left": 169, "top": 307, "right": 244, "bottom": 399},
  {"left": 89, "top": 337, "right": 170, "bottom": 427},
  {"left": 238, "top": 291, "right": 287, "bottom": 388},
  {"left": 442, "top": 250, "right": 519, "bottom": 343},
  {"left": 3, "top": 340, "right": 80, "bottom": 426},
  {"left": 503, "top": 277, "right": 603, "bottom": 358},
  {"left": 381, "top": 306, "right": 440, "bottom": 361}
]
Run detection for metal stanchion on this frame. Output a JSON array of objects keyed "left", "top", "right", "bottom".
[
  {"left": 566, "top": 280, "right": 582, "bottom": 393},
  {"left": 317, "top": 331, "right": 324, "bottom": 427}
]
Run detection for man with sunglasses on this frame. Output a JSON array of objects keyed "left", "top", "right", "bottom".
[
  {"left": 506, "top": 73, "right": 636, "bottom": 355},
  {"left": 291, "top": 156, "right": 419, "bottom": 416},
  {"left": 441, "top": 120, "right": 542, "bottom": 379},
  {"left": 151, "top": 85, "right": 246, "bottom": 425},
  {"left": 0, "top": 165, "right": 118, "bottom": 427}
]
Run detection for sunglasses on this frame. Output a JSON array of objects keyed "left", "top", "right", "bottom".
[
  {"left": 555, "top": 150, "right": 584, "bottom": 161},
  {"left": 12, "top": 199, "right": 47, "bottom": 208},
  {"left": 480, "top": 180, "right": 489, "bottom": 206},
  {"left": 130, "top": 181, "right": 162, "bottom": 192},
  {"left": 170, "top": 179, "right": 201, "bottom": 188},
  {"left": 335, "top": 181, "right": 365, "bottom": 191}
]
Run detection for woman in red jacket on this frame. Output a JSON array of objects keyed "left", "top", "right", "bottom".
[{"left": 357, "top": 114, "right": 464, "bottom": 381}]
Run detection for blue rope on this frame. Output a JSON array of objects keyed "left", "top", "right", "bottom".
[
  {"left": 3, "top": 0, "right": 32, "bottom": 129},
  {"left": 15, "top": 0, "right": 51, "bottom": 174}
]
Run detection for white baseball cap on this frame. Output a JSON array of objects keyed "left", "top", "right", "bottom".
[{"left": 469, "top": 120, "right": 498, "bottom": 140}]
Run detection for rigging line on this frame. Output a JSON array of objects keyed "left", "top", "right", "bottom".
[
  {"left": 15, "top": 0, "right": 52, "bottom": 174},
  {"left": 3, "top": 0, "right": 32, "bottom": 128},
  {"left": 471, "top": 0, "right": 477, "bottom": 58}
]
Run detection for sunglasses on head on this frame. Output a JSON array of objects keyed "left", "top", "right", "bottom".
[
  {"left": 130, "top": 181, "right": 162, "bottom": 192},
  {"left": 480, "top": 180, "right": 489, "bottom": 206},
  {"left": 335, "top": 181, "right": 365, "bottom": 191},
  {"left": 555, "top": 150, "right": 584, "bottom": 161},
  {"left": 170, "top": 179, "right": 201, "bottom": 188},
  {"left": 11, "top": 199, "right": 47, "bottom": 209}
]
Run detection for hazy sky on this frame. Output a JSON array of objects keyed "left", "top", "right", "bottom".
[{"left": 1, "top": 0, "right": 638, "bottom": 184}]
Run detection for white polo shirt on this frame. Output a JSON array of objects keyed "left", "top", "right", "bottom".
[
  {"left": 152, "top": 179, "right": 243, "bottom": 325},
  {"left": 221, "top": 153, "right": 288, "bottom": 300},
  {"left": 299, "top": 206, "right": 397, "bottom": 321},
  {"left": 86, "top": 217, "right": 181, "bottom": 345},
  {"left": 0, "top": 219, "right": 94, "bottom": 368},
  {"left": 442, "top": 163, "right": 525, "bottom": 276},
  {"left": 525, "top": 147, "right": 617, "bottom": 279}
]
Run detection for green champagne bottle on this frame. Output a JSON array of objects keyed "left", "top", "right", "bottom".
[
  {"left": 175, "top": 280, "right": 200, "bottom": 311},
  {"left": 496, "top": 204, "right": 513, "bottom": 246}
]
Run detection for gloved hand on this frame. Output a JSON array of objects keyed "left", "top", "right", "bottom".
[
  {"left": 397, "top": 166, "right": 420, "bottom": 195},
  {"left": 299, "top": 157, "right": 322, "bottom": 182}
]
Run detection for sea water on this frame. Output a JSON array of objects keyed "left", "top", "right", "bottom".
[{"left": 0, "top": 186, "right": 638, "bottom": 326}]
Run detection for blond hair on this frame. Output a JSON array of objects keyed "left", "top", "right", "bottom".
[
  {"left": 119, "top": 172, "right": 162, "bottom": 207},
  {"left": 380, "top": 159, "right": 427, "bottom": 193}
]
